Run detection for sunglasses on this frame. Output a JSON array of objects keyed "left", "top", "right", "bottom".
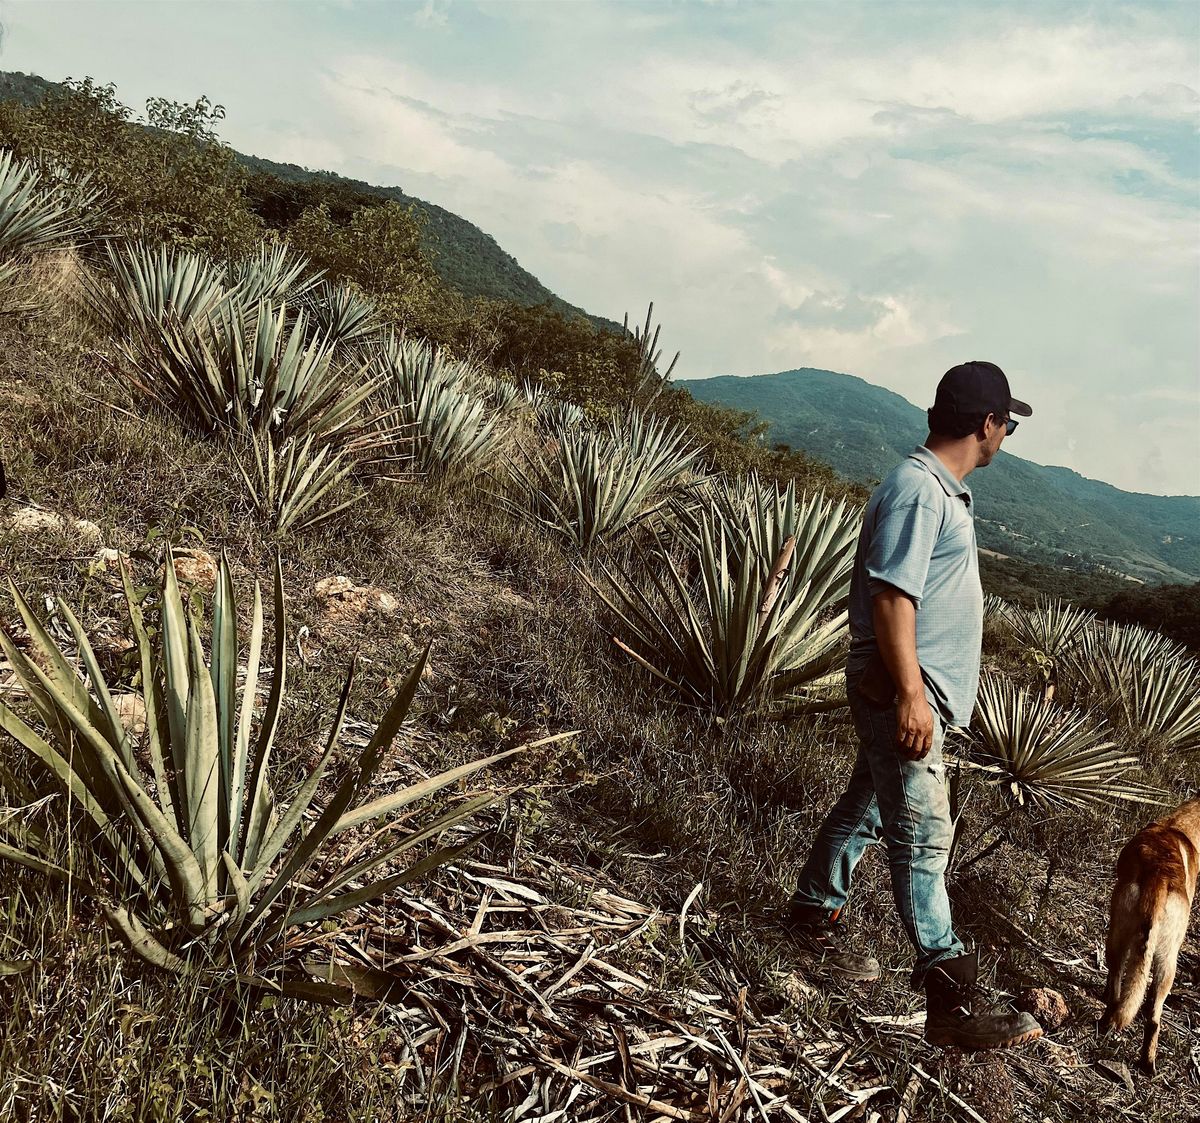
[{"left": 999, "top": 415, "right": 1018, "bottom": 436}]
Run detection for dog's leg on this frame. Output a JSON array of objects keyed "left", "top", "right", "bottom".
[
  {"left": 1101, "top": 884, "right": 1137, "bottom": 1031},
  {"left": 1100, "top": 919, "right": 1121, "bottom": 1028},
  {"left": 1139, "top": 902, "right": 1185, "bottom": 1076}
]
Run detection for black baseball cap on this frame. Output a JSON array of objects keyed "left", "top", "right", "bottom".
[{"left": 933, "top": 360, "right": 1032, "bottom": 422}]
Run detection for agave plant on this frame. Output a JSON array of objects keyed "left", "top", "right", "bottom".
[
  {"left": 538, "top": 399, "right": 586, "bottom": 437},
  {"left": 486, "top": 378, "right": 527, "bottom": 415},
  {"left": 375, "top": 335, "right": 505, "bottom": 478},
  {"left": 303, "top": 281, "right": 380, "bottom": 350},
  {"left": 1008, "top": 598, "right": 1093, "bottom": 661},
  {"left": 130, "top": 296, "right": 381, "bottom": 445},
  {"left": 1062, "top": 621, "right": 1200, "bottom": 756},
  {"left": 587, "top": 479, "right": 860, "bottom": 716},
  {"left": 0, "top": 151, "right": 99, "bottom": 263},
  {"left": 228, "top": 243, "right": 321, "bottom": 306},
  {"left": 621, "top": 303, "right": 679, "bottom": 410},
  {"left": 969, "top": 673, "right": 1160, "bottom": 811},
  {"left": 86, "top": 241, "right": 231, "bottom": 339},
  {"left": 517, "top": 377, "right": 548, "bottom": 411},
  {"left": 1007, "top": 598, "right": 1094, "bottom": 698},
  {"left": 0, "top": 552, "right": 547, "bottom": 996},
  {"left": 0, "top": 151, "right": 101, "bottom": 305},
  {"left": 505, "top": 411, "right": 699, "bottom": 554},
  {"left": 237, "top": 432, "right": 366, "bottom": 535},
  {"left": 88, "top": 241, "right": 378, "bottom": 445}
]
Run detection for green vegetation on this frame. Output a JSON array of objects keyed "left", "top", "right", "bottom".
[
  {"left": 1100, "top": 580, "right": 1200, "bottom": 652},
  {"left": 0, "top": 69, "right": 1196, "bottom": 1122},
  {"left": 0, "top": 551, "right": 521, "bottom": 991}
]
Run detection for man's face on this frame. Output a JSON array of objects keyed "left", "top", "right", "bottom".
[{"left": 978, "top": 412, "right": 1010, "bottom": 466}]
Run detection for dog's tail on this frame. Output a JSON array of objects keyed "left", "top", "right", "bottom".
[{"left": 1107, "top": 876, "right": 1168, "bottom": 1031}]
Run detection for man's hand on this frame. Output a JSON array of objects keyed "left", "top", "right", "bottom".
[
  {"left": 894, "top": 690, "right": 935, "bottom": 760},
  {"left": 871, "top": 587, "right": 934, "bottom": 759}
]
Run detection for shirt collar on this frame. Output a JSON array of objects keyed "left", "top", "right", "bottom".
[{"left": 908, "top": 445, "right": 972, "bottom": 506}]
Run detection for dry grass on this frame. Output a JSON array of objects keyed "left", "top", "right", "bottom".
[{"left": 0, "top": 288, "right": 1197, "bottom": 1123}]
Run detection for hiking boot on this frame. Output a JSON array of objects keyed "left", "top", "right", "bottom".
[
  {"left": 923, "top": 951, "right": 1043, "bottom": 1050},
  {"left": 783, "top": 902, "right": 881, "bottom": 982}
]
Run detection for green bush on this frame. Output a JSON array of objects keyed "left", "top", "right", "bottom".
[
  {"left": 0, "top": 78, "right": 262, "bottom": 257},
  {"left": 0, "top": 552, "right": 527, "bottom": 995}
]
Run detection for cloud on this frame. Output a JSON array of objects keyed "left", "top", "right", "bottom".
[{"left": 21, "top": 0, "right": 1179, "bottom": 492}]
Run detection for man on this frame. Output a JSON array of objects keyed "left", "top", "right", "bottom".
[{"left": 786, "top": 361, "right": 1042, "bottom": 1051}]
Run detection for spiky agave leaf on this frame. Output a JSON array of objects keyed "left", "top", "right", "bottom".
[
  {"left": 84, "top": 241, "right": 231, "bottom": 340},
  {"left": 0, "top": 552, "right": 537, "bottom": 991},
  {"left": 621, "top": 302, "right": 679, "bottom": 409},
  {"left": 0, "top": 150, "right": 100, "bottom": 264},
  {"left": 1063, "top": 621, "right": 1200, "bottom": 756},
  {"left": 303, "top": 280, "right": 381, "bottom": 349},
  {"left": 375, "top": 333, "right": 504, "bottom": 477},
  {"left": 587, "top": 480, "right": 859, "bottom": 716},
  {"left": 505, "top": 411, "right": 699, "bottom": 554},
  {"left": 538, "top": 399, "right": 586, "bottom": 437},
  {"left": 228, "top": 243, "right": 322, "bottom": 306},
  {"left": 970, "top": 672, "right": 1161, "bottom": 811},
  {"left": 983, "top": 594, "right": 1014, "bottom": 628},
  {"left": 485, "top": 377, "right": 526, "bottom": 415}
]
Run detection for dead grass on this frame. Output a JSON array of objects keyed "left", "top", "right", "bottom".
[{"left": 0, "top": 305, "right": 1197, "bottom": 1122}]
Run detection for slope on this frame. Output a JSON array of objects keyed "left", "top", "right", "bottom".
[{"left": 0, "top": 70, "right": 615, "bottom": 330}]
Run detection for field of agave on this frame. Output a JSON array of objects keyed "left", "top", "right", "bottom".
[{"left": 0, "top": 146, "right": 1197, "bottom": 1120}]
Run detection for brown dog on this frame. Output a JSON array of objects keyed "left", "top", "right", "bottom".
[{"left": 1100, "top": 797, "right": 1199, "bottom": 1074}]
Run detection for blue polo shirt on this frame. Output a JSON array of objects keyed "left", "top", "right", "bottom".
[{"left": 847, "top": 446, "right": 983, "bottom": 725}]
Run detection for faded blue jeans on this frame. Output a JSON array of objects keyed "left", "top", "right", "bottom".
[{"left": 791, "top": 676, "right": 965, "bottom": 985}]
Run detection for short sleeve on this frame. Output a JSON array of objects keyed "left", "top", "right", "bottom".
[{"left": 865, "top": 501, "right": 941, "bottom": 606}]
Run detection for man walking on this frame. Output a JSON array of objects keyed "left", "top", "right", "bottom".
[{"left": 786, "top": 361, "right": 1043, "bottom": 1051}]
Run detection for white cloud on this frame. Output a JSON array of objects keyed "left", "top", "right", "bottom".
[{"left": 7, "top": 0, "right": 1191, "bottom": 491}]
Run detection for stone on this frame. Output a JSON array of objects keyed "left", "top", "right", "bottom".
[
  {"left": 92, "top": 548, "right": 127, "bottom": 570},
  {"left": 112, "top": 693, "right": 147, "bottom": 738},
  {"left": 171, "top": 548, "right": 219, "bottom": 591},
  {"left": 5, "top": 505, "right": 104, "bottom": 548},
  {"left": 1018, "top": 987, "right": 1070, "bottom": 1030},
  {"left": 313, "top": 575, "right": 400, "bottom": 628},
  {"left": 1095, "top": 1057, "right": 1135, "bottom": 1094}
]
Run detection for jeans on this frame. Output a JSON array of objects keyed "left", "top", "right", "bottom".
[{"left": 791, "top": 679, "right": 965, "bottom": 985}]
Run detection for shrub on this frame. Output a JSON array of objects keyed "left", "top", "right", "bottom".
[
  {"left": 505, "top": 410, "right": 699, "bottom": 555},
  {"left": 587, "top": 477, "right": 859, "bottom": 716},
  {"left": 0, "top": 79, "right": 263, "bottom": 257},
  {"left": 0, "top": 552, "right": 536, "bottom": 996}
]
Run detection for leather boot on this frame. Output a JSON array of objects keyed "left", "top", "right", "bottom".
[
  {"left": 923, "top": 951, "right": 1043, "bottom": 1049},
  {"left": 784, "top": 903, "right": 881, "bottom": 982}
]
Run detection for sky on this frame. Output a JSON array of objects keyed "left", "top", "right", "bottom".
[{"left": 1, "top": 0, "right": 1198, "bottom": 495}]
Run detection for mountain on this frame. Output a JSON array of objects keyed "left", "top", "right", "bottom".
[
  {"left": 685, "top": 367, "right": 1200, "bottom": 583},
  {"left": 0, "top": 70, "right": 616, "bottom": 331}
]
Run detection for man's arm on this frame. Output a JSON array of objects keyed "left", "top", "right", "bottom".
[{"left": 872, "top": 586, "right": 935, "bottom": 760}]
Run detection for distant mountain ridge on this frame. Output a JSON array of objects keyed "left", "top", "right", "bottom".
[
  {"left": 0, "top": 70, "right": 616, "bottom": 331},
  {"left": 685, "top": 368, "right": 1200, "bottom": 584}
]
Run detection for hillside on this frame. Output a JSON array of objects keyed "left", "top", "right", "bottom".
[
  {"left": 0, "top": 70, "right": 614, "bottom": 330},
  {"left": 0, "top": 70, "right": 1197, "bottom": 1123},
  {"left": 685, "top": 368, "right": 1200, "bottom": 583}
]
